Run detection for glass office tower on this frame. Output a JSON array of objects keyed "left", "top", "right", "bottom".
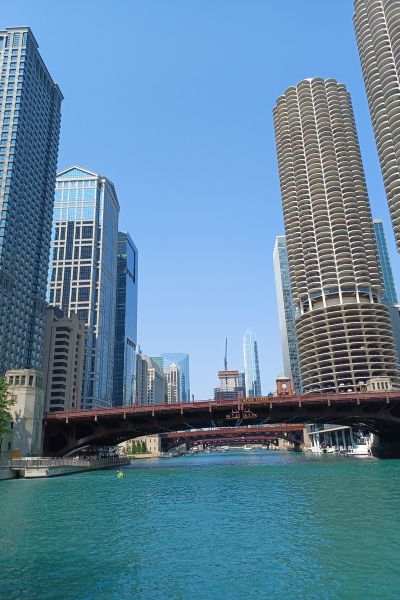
[
  {"left": 113, "top": 232, "right": 138, "bottom": 406},
  {"left": 273, "top": 236, "right": 302, "bottom": 394},
  {"left": 243, "top": 328, "right": 262, "bottom": 397},
  {"left": 48, "top": 166, "right": 119, "bottom": 408},
  {"left": 373, "top": 219, "right": 398, "bottom": 306},
  {"left": 0, "top": 27, "right": 62, "bottom": 374},
  {"left": 153, "top": 353, "right": 191, "bottom": 402},
  {"left": 373, "top": 219, "right": 400, "bottom": 364}
]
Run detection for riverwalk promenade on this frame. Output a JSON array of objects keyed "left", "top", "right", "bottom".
[{"left": 0, "top": 455, "right": 129, "bottom": 480}]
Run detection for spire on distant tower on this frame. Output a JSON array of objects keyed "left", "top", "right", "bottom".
[{"left": 224, "top": 337, "right": 228, "bottom": 371}]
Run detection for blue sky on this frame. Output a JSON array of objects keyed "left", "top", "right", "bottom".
[{"left": 3, "top": 0, "right": 399, "bottom": 399}]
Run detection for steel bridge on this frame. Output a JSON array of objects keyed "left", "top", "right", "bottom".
[
  {"left": 159, "top": 424, "right": 304, "bottom": 451},
  {"left": 42, "top": 391, "right": 400, "bottom": 457}
]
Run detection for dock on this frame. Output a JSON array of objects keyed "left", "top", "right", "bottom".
[{"left": 1, "top": 456, "right": 130, "bottom": 479}]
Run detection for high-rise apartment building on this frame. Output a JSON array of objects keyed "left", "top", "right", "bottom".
[
  {"left": 42, "top": 306, "right": 85, "bottom": 412},
  {"left": 354, "top": 1, "right": 400, "bottom": 251},
  {"left": 273, "top": 77, "right": 400, "bottom": 393},
  {"left": 0, "top": 27, "right": 62, "bottom": 374},
  {"left": 48, "top": 166, "right": 119, "bottom": 408},
  {"left": 373, "top": 219, "right": 398, "bottom": 306},
  {"left": 154, "top": 353, "right": 191, "bottom": 402},
  {"left": 273, "top": 236, "right": 302, "bottom": 394},
  {"left": 113, "top": 232, "right": 138, "bottom": 406},
  {"left": 243, "top": 328, "right": 262, "bottom": 397}
]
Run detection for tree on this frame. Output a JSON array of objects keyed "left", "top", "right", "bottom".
[
  {"left": 0, "top": 377, "right": 15, "bottom": 450},
  {"left": 0, "top": 377, "right": 15, "bottom": 435}
]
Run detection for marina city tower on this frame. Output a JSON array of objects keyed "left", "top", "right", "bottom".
[
  {"left": 273, "top": 77, "right": 400, "bottom": 393},
  {"left": 354, "top": 0, "right": 400, "bottom": 252}
]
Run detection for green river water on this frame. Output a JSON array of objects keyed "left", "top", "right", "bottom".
[{"left": 0, "top": 450, "right": 399, "bottom": 600}]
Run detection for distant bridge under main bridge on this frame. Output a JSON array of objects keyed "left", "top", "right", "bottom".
[
  {"left": 43, "top": 391, "right": 400, "bottom": 458},
  {"left": 159, "top": 424, "right": 305, "bottom": 451}
]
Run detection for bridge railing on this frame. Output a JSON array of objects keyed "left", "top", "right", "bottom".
[{"left": 10, "top": 456, "right": 129, "bottom": 470}]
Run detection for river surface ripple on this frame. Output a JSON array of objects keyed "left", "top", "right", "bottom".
[{"left": 0, "top": 451, "right": 399, "bottom": 600}]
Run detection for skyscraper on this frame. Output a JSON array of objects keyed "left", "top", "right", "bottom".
[
  {"left": 113, "top": 232, "right": 138, "bottom": 406},
  {"left": 354, "top": 1, "right": 400, "bottom": 251},
  {"left": 373, "top": 219, "right": 400, "bottom": 364},
  {"left": 146, "top": 356, "right": 167, "bottom": 405},
  {"left": 42, "top": 306, "right": 85, "bottom": 412},
  {"left": 165, "top": 362, "right": 180, "bottom": 403},
  {"left": 154, "top": 353, "right": 191, "bottom": 402},
  {"left": 214, "top": 370, "right": 245, "bottom": 400},
  {"left": 242, "top": 328, "right": 262, "bottom": 397},
  {"left": 373, "top": 220, "right": 398, "bottom": 306},
  {"left": 273, "top": 77, "right": 400, "bottom": 393},
  {"left": 48, "top": 166, "right": 119, "bottom": 408},
  {"left": 0, "top": 27, "right": 62, "bottom": 374},
  {"left": 273, "top": 236, "right": 302, "bottom": 394}
]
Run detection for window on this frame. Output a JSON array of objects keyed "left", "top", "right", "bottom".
[
  {"left": 80, "top": 246, "right": 92, "bottom": 259},
  {"left": 81, "top": 226, "right": 93, "bottom": 239},
  {"left": 79, "top": 266, "right": 91, "bottom": 280},
  {"left": 77, "top": 309, "right": 88, "bottom": 322},
  {"left": 78, "top": 287, "right": 90, "bottom": 302}
]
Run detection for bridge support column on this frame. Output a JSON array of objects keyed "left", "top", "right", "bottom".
[{"left": 371, "top": 434, "right": 400, "bottom": 459}]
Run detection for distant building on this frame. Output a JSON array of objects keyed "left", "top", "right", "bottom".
[
  {"left": 374, "top": 220, "right": 398, "bottom": 306},
  {"left": 214, "top": 370, "right": 245, "bottom": 400},
  {"left": 0, "top": 27, "right": 63, "bottom": 375},
  {"left": 48, "top": 166, "right": 119, "bottom": 408},
  {"left": 135, "top": 353, "right": 148, "bottom": 405},
  {"left": 113, "top": 232, "right": 138, "bottom": 406},
  {"left": 273, "top": 236, "right": 302, "bottom": 393},
  {"left": 42, "top": 307, "right": 85, "bottom": 412},
  {"left": 165, "top": 363, "right": 180, "bottom": 403},
  {"left": 147, "top": 357, "right": 167, "bottom": 405},
  {"left": 373, "top": 219, "right": 400, "bottom": 364},
  {"left": 135, "top": 355, "right": 167, "bottom": 405},
  {"left": 119, "top": 434, "right": 161, "bottom": 457},
  {"left": 154, "top": 354, "right": 190, "bottom": 402},
  {"left": 136, "top": 434, "right": 161, "bottom": 456},
  {"left": 243, "top": 328, "right": 262, "bottom": 397}
]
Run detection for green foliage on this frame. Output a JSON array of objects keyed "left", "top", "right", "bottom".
[
  {"left": 126, "top": 439, "right": 150, "bottom": 454},
  {"left": 0, "top": 377, "right": 15, "bottom": 437}
]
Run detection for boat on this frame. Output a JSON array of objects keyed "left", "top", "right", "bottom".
[
  {"left": 243, "top": 444, "right": 253, "bottom": 451},
  {"left": 347, "top": 440, "right": 371, "bottom": 457}
]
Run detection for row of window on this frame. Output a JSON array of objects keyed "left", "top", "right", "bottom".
[{"left": 7, "top": 373, "right": 42, "bottom": 388}]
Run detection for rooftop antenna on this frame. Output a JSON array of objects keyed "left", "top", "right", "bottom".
[{"left": 224, "top": 337, "right": 228, "bottom": 371}]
